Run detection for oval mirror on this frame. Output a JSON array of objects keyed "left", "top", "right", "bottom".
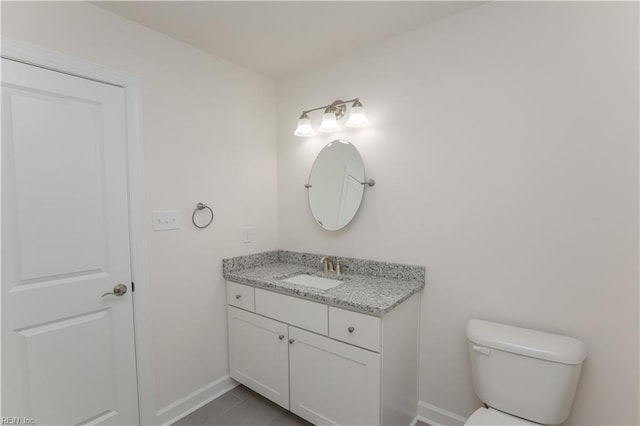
[{"left": 307, "top": 140, "right": 367, "bottom": 231}]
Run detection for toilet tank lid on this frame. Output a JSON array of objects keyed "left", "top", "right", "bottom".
[{"left": 466, "top": 319, "right": 587, "bottom": 365}]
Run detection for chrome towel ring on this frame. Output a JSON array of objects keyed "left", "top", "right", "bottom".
[{"left": 192, "top": 202, "right": 214, "bottom": 229}]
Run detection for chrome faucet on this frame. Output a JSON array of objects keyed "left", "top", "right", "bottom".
[
  {"left": 320, "top": 256, "right": 343, "bottom": 275},
  {"left": 320, "top": 256, "right": 334, "bottom": 273}
]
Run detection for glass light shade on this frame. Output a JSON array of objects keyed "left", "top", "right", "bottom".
[
  {"left": 294, "top": 117, "right": 314, "bottom": 137},
  {"left": 346, "top": 105, "right": 369, "bottom": 127},
  {"left": 319, "top": 112, "right": 339, "bottom": 133}
]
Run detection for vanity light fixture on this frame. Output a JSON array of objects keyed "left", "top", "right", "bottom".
[
  {"left": 318, "top": 108, "right": 340, "bottom": 133},
  {"left": 346, "top": 99, "right": 369, "bottom": 128},
  {"left": 294, "top": 98, "right": 369, "bottom": 137},
  {"left": 294, "top": 112, "right": 314, "bottom": 137}
]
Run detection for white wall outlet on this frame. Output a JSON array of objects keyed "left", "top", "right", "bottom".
[
  {"left": 152, "top": 210, "right": 181, "bottom": 231},
  {"left": 243, "top": 226, "right": 253, "bottom": 244}
]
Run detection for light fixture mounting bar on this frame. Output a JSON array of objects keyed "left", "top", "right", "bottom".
[{"left": 301, "top": 98, "right": 360, "bottom": 115}]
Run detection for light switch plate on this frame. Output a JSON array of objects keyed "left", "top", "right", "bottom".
[
  {"left": 243, "top": 226, "right": 253, "bottom": 243},
  {"left": 152, "top": 210, "right": 180, "bottom": 231}
]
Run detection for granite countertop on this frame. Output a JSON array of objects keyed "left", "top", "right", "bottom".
[{"left": 223, "top": 250, "right": 425, "bottom": 316}]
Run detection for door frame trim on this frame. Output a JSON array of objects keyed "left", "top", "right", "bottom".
[{"left": 1, "top": 37, "right": 156, "bottom": 425}]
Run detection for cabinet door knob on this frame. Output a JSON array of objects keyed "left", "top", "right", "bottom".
[
  {"left": 235, "top": 294, "right": 242, "bottom": 299},
  {"left": 289, "top": 338, "right": 295, "bottom": 344},
  {"left": 279, "top": 335, "right": 285, "bottom": 340},
  {"left": 348, "top": 326, "right": 355, "bottom": 333}
]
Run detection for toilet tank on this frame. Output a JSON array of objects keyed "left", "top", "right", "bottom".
[{"left": 466, "top": 320, "right": 586, "bottom": 425}]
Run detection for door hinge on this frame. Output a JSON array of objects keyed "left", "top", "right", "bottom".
[{"left": 131, "top": 281, "right": 135, "bottom": 292}]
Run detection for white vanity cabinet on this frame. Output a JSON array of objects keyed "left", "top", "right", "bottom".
[
  {"left": 226, "top": 281, "right": 420, "bottom": 426},
  {"left": 288, "top": 326, "right": 381, "bottom": 425},
  {"left": 227, "top": 306, "right": 290, "bottom": 408}
]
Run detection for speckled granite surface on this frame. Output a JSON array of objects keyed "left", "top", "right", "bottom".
[{"left": 223, "top": 250, "right": 425, "bottom": 316}]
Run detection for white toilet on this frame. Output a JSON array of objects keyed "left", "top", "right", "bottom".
[{"left": 465, "top": 319, "right": 587, "bottom": 425}]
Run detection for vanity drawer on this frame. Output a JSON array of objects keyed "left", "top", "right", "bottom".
[
  {"left": 329, "top": 307, "right": 381, "bottom": 352},
  {"left": 227, "top": 281, "right": 255, "bottom": 312},
  {"left": 255, "top": 289, "right": 328, "bottom": 335}
]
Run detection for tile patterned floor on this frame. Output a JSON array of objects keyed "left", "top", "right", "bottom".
[
  {"left": 172, "top": 385, "right": 311, "bottom": 426},
  {"left": 172, "top": 384, "right": 430, "bottom": 426}
]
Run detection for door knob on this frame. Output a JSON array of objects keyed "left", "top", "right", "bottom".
[{"left": 102, "top": 284, "right": 128, "bottom": 298}]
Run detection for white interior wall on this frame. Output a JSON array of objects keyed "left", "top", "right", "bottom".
[
  {"left": 1, "top": 1, "right": 279, "bottom": 420},
  {"left": 2, "top": 1, "right": 638, "bottom": 425},
  {"left": 276, "top": 2, "right": 638, "bottom": 425}
]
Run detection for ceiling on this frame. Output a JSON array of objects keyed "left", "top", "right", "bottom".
[{"left": 93, "top": 1, "right": 483, "bottom": 79}]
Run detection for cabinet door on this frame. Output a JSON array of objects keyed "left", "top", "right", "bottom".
[
  {"left": 227, "top": 307, "right": 289, "bottom": 409},
  {"left": 289, "top": 327, "right": 381, "bottom": 425}
]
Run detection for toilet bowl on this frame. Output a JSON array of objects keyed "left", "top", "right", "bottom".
[
  {"left": 465, "top": 319, "right": 586, "bottom": 425},
  {"left": 466, "top": 407, "right": 535, "bottom": 425}
]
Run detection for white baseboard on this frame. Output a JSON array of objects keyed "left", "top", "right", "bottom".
[
  {"left": 156, "top": 375, "right": 237, "bottom": 426},
  {"left": 417, "top": 400, "right": 467, "bottom": 426}
]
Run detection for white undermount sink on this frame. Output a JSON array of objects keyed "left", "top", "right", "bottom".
[{"left": 282, "top": 274, "right": 344, "bottom": 290}]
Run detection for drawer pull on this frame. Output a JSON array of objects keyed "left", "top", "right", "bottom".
[
  {"left": 348, "top": 326, "right": 355, "bottom": 333},
  {"left": 289, "top": 338, "right": 295, "bottom": 344},
  {"left": 279, "top": 335, "right": 285, "bottom": 340},
  {"left": 235, "top": 294, "right": 242, "bottom": 300}
]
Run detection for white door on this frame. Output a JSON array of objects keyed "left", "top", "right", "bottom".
[
  {"left": 227, "top": 307, "right": 290, "bottom": 409},
  {"left": 289, "top": 327, "right": 380, "bottom": 426},
  {"left": 337, "top": 168, "right": 364, "bottom": 227},
  {"left": 2, "top": 58, "right": 139, "bottom": 425}
]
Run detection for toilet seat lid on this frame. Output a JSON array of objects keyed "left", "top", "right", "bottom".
[{"left": 466, "top": 408, "right": 536, "bottom": 425}]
